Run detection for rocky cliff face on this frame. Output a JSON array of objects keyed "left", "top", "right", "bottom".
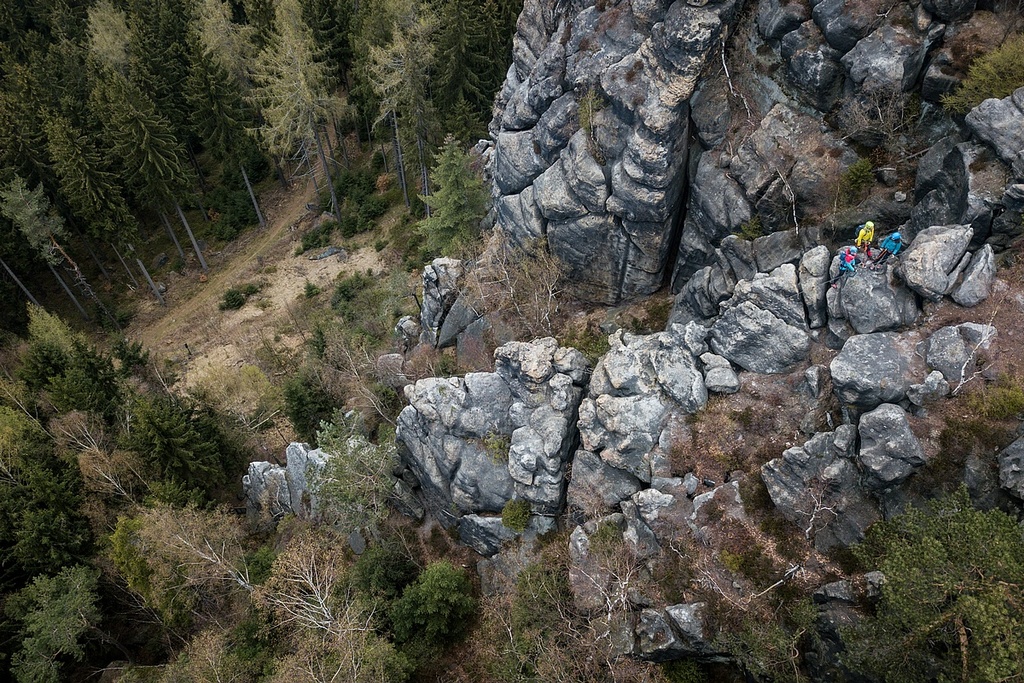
[
  {"left": 488, "top": 0, "right": 743, "bottom": 303},
  {"left": 485, "top": 0, "right": 1024, "bottom": 307}
]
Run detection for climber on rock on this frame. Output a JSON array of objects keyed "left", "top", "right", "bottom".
[
  {"left": 873, "top": 231, "right": 903, "bottom": 265},
  {"left": 831, "top": 246, "right": 858, "bottom": 289},
  {"left": 855, "top": 220, "right": 875, "bottom": 260}
]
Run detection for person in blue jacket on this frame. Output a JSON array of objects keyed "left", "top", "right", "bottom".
[
  {"left": 832, "top": 246, "right": 857, "bottom": 288},
  {"left": 873, "top": 231, "right": 903, "bottom": 264}
]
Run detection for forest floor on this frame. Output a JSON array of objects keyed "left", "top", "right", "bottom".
[{"left": 125, "top": 178, "right": 386, "bottom": 453}]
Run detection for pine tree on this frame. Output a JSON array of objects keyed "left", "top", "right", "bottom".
[
  {"left": 185, "top": 48, "right": 248, "bottom": 158},
  {"left": 90, "top": 71, "right": 194, "bottom": 208},
  {"left": 250, "top": 0, "right": 342, "bottom": 219},
  {"left": 43, "top": 113, "right": 136, "bottom": 242},
  {"left": 417, "top": 135, "right": 487, "bottom": 255}
]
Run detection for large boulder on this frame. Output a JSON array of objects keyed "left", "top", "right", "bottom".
[
  {"left": 243, "top": 461, "right": 291, "bottom": 528},
  {"left": 799, "top": 245, "right": 831, "bottom": 329},
  {"left": 827, "top": 259, "right": 919, "bottom": 334},
  {"left": 898, "top": 224, "right": 973, "bottom": 301},
  {"left": 840, "top": 24, "right": 929, "bottom": 93},
  {"left": 951, "top": 245, "right": 996, "bottom": 307},
  {"left": 830, "top": 333, "right": 913, "bottom": 407},
  {"left": 761, "top": 426, "right": 878, "bottom": 551},
  {"left": 812, "top": 0, "right": 887, "bottom": 54},
  {"left": 965, "top": 86, "right": 1024, "bottom": 179},
  {"left": 923, "top": 323, "right": 997, "bottom": 385},
  {"left": 420, "top": 258, "right": 466, "bottom": 347},
  {"left": 857, "top": 404, "right": 926, "bottom": 492},
  {"left": 998, "top": 436, "right": 1024, "bottom": 501},
  {"left": 576, "top": 326, "right": 707, "bottom": 485},
  {"left": 709, "top": 265, "right": 811, "bottom": 373},
  {"left": 395, "top": 338, "right": 589, "bottom": 527},
  {"left": 782, "top": 21, "right": 845, "bottom": 112},
  {"left": 922, "top": 0, "right": 976, "bottom": 22}
]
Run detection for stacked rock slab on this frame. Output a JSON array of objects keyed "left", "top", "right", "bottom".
[
  {"left": 490, "top": 0, "right": 740, "bottom": 304},
  {"left": 243, "top": 443, "right": 331, "bottom": 528},
  {"left": 395, "top": 338, "right": 589, "bottom": 540}
]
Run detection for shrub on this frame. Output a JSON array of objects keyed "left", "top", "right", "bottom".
[
  {"left": 282, "top": 371, "right": 335, "bottom": 444},
  {"left": 334, "top": 169, "right": 375, "bottom": 202},
  {"left": 844, "top": 488, "right": 1024, "bottom": 683},
  {"left": 359, "top": 195, "right": 390, "bottom": 222},
  {"left": 501, "top": 499, "right": 532, "bottom": 532},
  {"left": 219, "top": 287, "right": 247, "bottom": 310},
  {"left": 483, "top": 431, "right": 511, "bottom": 464},
  {"left": 351, "top": 543, "right": 420, "bottom": 601},
  {"left": 303, "top": 280, "right": 320, "bottom": 298},
  {"left": 390, "top": 561, "right": 476, "bottom": 646},
  {"left": 840, "top": 158, "right": 874, "bottom": 205},
  {"left": 299, "top": 219, "right": 337, "bottom": 254},
  {"left": 943, "top": 33, "right": 1024, "bottom": 114},
  {"left": 736, "top": 216, "right": 764, "bottom": 241}
]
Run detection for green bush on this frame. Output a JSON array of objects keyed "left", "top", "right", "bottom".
[
  {"left": 334, "top": 169, "right": 375, "bottom": 202},
  {"left": 359, "top": 195, "right": 390, "bottom": 222},
  {"left": 736, "top": 215, "right": 764, "bottom": 241},
  {"left": 844, "top": 488, "right": 1024, "bottom": 682},
  {"left": 282, "top": 371, "right": 335, "bottom": 444},
  {"left": 300, "top": 219, "right": 337, "bottom": 253},
  {"left": 943, "top": 33, "right": 1024, "bottom": 114},
  {"left": 351, "top": 543, "right": 420, "bottom": 601},
  {"left": 390, "top": 561, "right": 476, "bottom": 646},
  {"left": 501, "top": 499, "right": 531, "bottom": 532},
  {"left": 219, "top": 288, "right": 247, "bottom": 310},
  {"left": 840, "top": 158, "right": 874, "bottom": 205}
]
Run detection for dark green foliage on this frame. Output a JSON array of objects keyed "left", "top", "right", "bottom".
[
  {"left": 299, "top": 220, "right": 337, "bottom": 254},
  {"left": 334, "top": 169, "right": 375, "bottom": 202},
  {"left": 128, "top": 397, "right": 233, "bottom": 498},
  {"left": 662, "top": 660, "right": 708, "bottom": 683},
  {"left": 351, "top": 543, "right": 419, "bottom": 602},
  {"left": 46, "top": 340, "right": 121, "bottom": 422},
  {"left": 330, "top": 272, "right": 375, "bottom": 316},
  {"left": 417, "top": 136, "right": 488, "bottom": 255},
  {"left": 282, "top": 370, "right": 335, "bottom": 443},
  {"left": 219, "top": 283, "right": 260, "bottom": 310},
  {"left": 6, "top": 564, "right": 102, "bottom": 683},
  {"left": 844, "top": 488, "right": 1024, "bottom": 683},
  {"left": 390, "top": 561, "right": 476, "bottom": 646},
  {"left": 303, "top": 280, "right": 321, "bottom": 298},
  {"left": 207, "top": 184, "right": 258, "bottom": 241},
  {"left": 0, "top": 408, "right": 92, "bottom": 582},
  {"left": 501, "top": 498, "right": 531, "bottom": 532},
  {"left": 359, "top": 194, "right": 389, "bottom": 222},
  {"left": 243, "top": 546, "right": 276, "bottom": 586},
  {"left": 839, "top": 158, "right": 874, "bottom": 205},
  {"left": 511, "top": 562, "right": 572, "bottom": 639}
]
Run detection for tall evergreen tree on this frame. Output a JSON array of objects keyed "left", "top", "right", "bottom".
[
  {"left": 90, "top": 71, "right": 194, "bottom": 208},
  {"left": 43, "top": 113, "right": 136, "bottom": 242},
  {"left": 417, "top": 135, "right": 487, "bottom": 255},
  {"left": 185, "top": 48, "right": 248, "bottom": 158},
  {"left": 250, "top": 0, "right": 342, "bottom": 218}
]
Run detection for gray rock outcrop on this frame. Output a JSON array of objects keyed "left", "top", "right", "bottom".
[
  {"left": 830, "top": 333, "right": 913, "bottom": 407},
  {"left": 923, "top": 322, "right": 997, "bottom": 384},
  {"left": 966, "top": 87, "right": 1024, "bottom": 179},
  {"left": 998, "top": 436, "right": 1024, "bottom": 501},
  {"left": 709, "top": 265, "right": 811, "bottom": 373},
  {"left": 898, "top": 224, "right": 973, "bottom": 301},
  {"left": 576, "top": 326, "right": 708, "bottom": 489},
  {"left": 491, "top": 0, "right": 740, "bottom": 303},
  {"left": 951, "top": 244, "right": 996, "bottom": 307},
  {"left": 396, "top": 338, "right": 589, "bottom": 529},
  {"left": 857, "top": 403, "right": 926, "bottom": 491},
  {"left": 420, "top": 258, "right": 466, "bottom": 347},
  {"left": 761, "top": 426, "right": 878, "bottom": 551},
  {"left": 827, "top": 259, "right": 919, "bottom": 334}
]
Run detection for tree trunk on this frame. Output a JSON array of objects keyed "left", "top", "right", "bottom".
[
  {"left": 110, "top": 243, "right": 140, "bottom": 288},
  {"left": 160, "top": 212, "right": 187, "bottom": 262},
  {"left": 313, "top": 125, "right": 342, "bottom": 225},
  {"left": 48, "top": 262, "right": 89, "bottom": 320},
  {"left": 0, "top": 255, "right": 41, "bottom": 306},
  {"left": 392, "top": 111, "right": 410, "bottom": 208},
  {"left": 416, "top": 125, "right": 431, "bottom": 217},
  {"left": 174, "top": 201, "right": 209, "bottom": 273},
  {"left": 274, "top": 158, "right": 288, "bottom": 189},
  {"left": 136, "top": 257, "right": 165, "bottom": 305},
  {"left": 187, "top": 142, "right": 207, "bottom": 192},
  {"left": 240, "top": 164, "right": 267, "bottom": 230},
  {"left": 304, "top": 143, "right": 322, "bottom": 196},
  {"left": 74, "top": 228, "right": 111, "bottom": 280}
]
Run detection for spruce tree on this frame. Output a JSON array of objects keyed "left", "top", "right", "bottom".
[{"left": 417, "top": 135, "right": 487, "bottom": 255}]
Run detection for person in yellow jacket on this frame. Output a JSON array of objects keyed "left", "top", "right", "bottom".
[{"left": 855, "top": 221, "right": 875, "bottom": 259}]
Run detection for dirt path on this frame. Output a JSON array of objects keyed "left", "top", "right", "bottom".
[{"left": 127, "top": 180, "right": 384, "bottom": 392}]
